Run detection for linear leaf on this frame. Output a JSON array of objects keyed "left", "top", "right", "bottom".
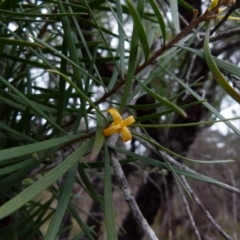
[
  {"left": 0, "top": 75, "right": 66, "bottom": 134},
  {"left": 0, "top": 138, "right": 94, "bottom": 220},
  {"left": 90, "top": 112, "right": 105, "bottom": 160},
  {"left": 160, "top": 65, "right": 240, "bottom": 136},
  {"left": 78, "top": 164, "right": 104, "bottom": 208},
  {"left": 138, "top": 80, "right": 187, "bottom": 117},
  {"left": 0, "top": 158, "right": 37, "bottom": 176},
  {"left": 148, "top": 0, "right": 166, "bottom": 43},
  {"left": 119, "top": 0, "right": 144, "bottom": 112},
  {"left": 46, "top": 69, "right": 107, "bottom": 123},
  {"left": 126, "top": 0, "right": 150, "bottom": 61},
  {"left": 169, "top": 0, "right": 180, "bottom": 33},
  {"left": 0, "top": 37, "right": 44, "bottom": 48},
  {"left": 44, "top": 163, "right": 78, "bottom": 240},
  {"left": 0, "top": 133, "right": 86, "bottom": 162},
  {"left": 104, "top": 143, "right": 118, "bottom": 240},
  {"left": 177, "top": 45, "right": 240, "bottom": 78},
  {"left": 203, "top": 20, "right": 240, "bottom": 104},
  {"left": 109, "top": 145, "right": 224, "bottom": 185}
]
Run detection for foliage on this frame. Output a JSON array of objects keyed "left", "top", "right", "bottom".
[{"left": 0, "top": 0, "right": 240, "bottom": 239}]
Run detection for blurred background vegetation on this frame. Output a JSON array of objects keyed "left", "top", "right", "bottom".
[{"left": 0, "top": 0, "right": 240, "bottom": 239}]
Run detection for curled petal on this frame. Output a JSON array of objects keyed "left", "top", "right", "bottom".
[
  {"left": 122, "top": 115, "right": 135, "bottom": 127},
  {"left": 107, "top": 108, "right": 122, "bottom": 124},
  {"left": 208, "top": 0, "right": 219, "bottom": 10},
  {"left": 103, "top": 108, "right": 135, "bottom": 142},
  {"left": 218, "top": 7, "right": 226, "bottom": 13},
  {"left": 119, "top": 126, "right": 132, "bottom": 142},
  {"left": 218, "top": 15, "right": 240, "bottom": 20},
  {"left": 103, "top": 124, "right": 121, "bottom": 136}
]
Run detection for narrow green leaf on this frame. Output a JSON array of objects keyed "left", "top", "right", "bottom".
[
  {"left": 177, "top": 45, "right": 240, "bottom": 78},
  {"left": 0, "top": 158, "right": 37, "bottom": 176},
  {"left": 0, "top": 138, "right": 94, "bottom": 220},
  {"left": 67, "top": 203, "right": 95, "bottom": 240},
  {"left": 44, "top": 163, "right": 78, "bottom": 240},
  {"left": 109, "top": 145, "right": 225, "bottom": 185},
  {"left": 46, "top": 69, "right": 107, "bottom": 123},
  {"left": 135, "top": 101, "right": 204, "bottom": 122},
  {"left": 0, "top": 91, "right": 75, "bottom": 116},
  {"left": 148, "top": 0, "right": 166, "bottom": 43},
  {"left": 70, "top": 232, "right": 86, "bottom": 240},
  {"left": 169, "top": 0, "right": 180, "bottom": 33},
  {"left": 126, "top": 0, "right": 150, "bottom": 61},
  {"left": 29, "top": 34, "right": 103, "bottom": 88},
  {"left": 178, "top": 0, "right": 194, "bottom": 11},
  {"left": 138, "top": 80, "right": 187, "bottom": 117},
  {"left": 56, "top": 36, "right": 68, "bottom": 127},
  {"left": 132, "top": 131, "right": 233, "bottom": 164},
  {"left": 0, "top": 161, "right": 39, "bottom": 190},
  {"left": 0, "top": 75, "right": 66, "bottom": 134},
  {"left": 119, "top": 0, "right": 144, "bottom": 112},
  {"left": 82, "top": 0, "right": 120, "bottom": 73},
  {"left": 0, "top": 133, "right": 85, "bottom": 162},
  {"left": 116, "top": 0, "right": 126, "bottom": 78},
  {"left": 57, "top": 0, "right": 87, "bottom": 129},
  {"left": 160, "top": 65, "right": 240, "bottom": 136},
  {"left": 0, "top": 121, "right": 36, "bottom": 143},
  {"left": 78, "top": 164, "right": 104, "bottom": 208},
  {"left": 79, "top": 159, "right": 136, "bottom": 169},
  {"left": 90, "top": 112, "right": 105, "bottom": 161},
  {"left": 0, "top": 37, "right": 44, "bottom": 48},
  {"left": 134, "top": 116, "right": 240, "bottom": 131},
  {"left": 204, "top": 20, "right": 240, "bottom": 104},
  {"left": 0, "top": 9, "right": 85, "bottom": 17},
  {"left": 2, "top": 53, "right": 48, "bottom": 69}
]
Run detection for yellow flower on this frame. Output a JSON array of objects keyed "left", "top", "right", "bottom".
[
  {"left": 208, "top": 0, "right": 219, "bottom": 10},
  {"left": 208, "top": 0, "right": 235, "bottom": 11},
  {"left": 103, "top": 108, "right": 135, "bottom": 142}
]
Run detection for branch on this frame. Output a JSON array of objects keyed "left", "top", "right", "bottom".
[
  {"left": 133, "top": 133, "right": 240, "bottom": 196},
  {"left": 210, "top": 0, "right": 240, "bottom": 35},
  {"left": 210, "top": 27, "right": 240, "bottom": 42},
  {"left": 88, "top": 9, "right": 211, "bottom": 110},
  {"left": 181, "top": 176, "right": 233, "bottom": 240},
  {"left": 197, "top": 28, "right": 240, "bottom": 48},
  {"left": 176, "top": 181, "right": 202, "bottom": 240},
  {"left": 108, "top": 135, "right": 158, "bottom": 240},
  {"left": 228, "top": 169, "right": 238, "bottom": 240},
  {"left": 211, "top": 39, "right": 240, "bottom": 56}
]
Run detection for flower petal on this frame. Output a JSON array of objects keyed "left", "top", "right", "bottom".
[
  {"left": 107, "top": 108, "right": 122, "bottom": 124},
  {"left": 103, "top": 124, "right": 121, "bottom": 136},
  {"left": 119, "top": 126, "right": 132, "bottom": 142},
  {"left": 208, "top": 0, "right": 219, "bottom": 10},
  {"left": 122, "top": 115, "right": 135, "bottom": 127},
  {"left": 218, "top": 15, "right": 240, "bottom": 20}
]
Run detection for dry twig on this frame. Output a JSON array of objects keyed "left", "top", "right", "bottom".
[
  {"left": 133, "top": 133, "right": 240, "bottom": 196},
  {"left": 177, "top": 181, "right": 202, "bottom": 240},
  {"left": 182, "top": 176, "right": 233, "bottom": 240},
  {"left": 108, "top": 134, "right": 158, "bottom": 240}
]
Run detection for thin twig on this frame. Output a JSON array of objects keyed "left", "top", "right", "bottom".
[
  {"left": 210, "top": 27, "right": 240, "bottom": 42},
  {"left": 108, "top": 134, "right": 158, "bottom": 240},
  {"left": 28, "top": 157, "right": 63, "bottom": 177},
  {"left": 181, "top": 176, "right": 233, "bottom": 240},
  {"left": 210, "top": 0, "right": 240, "bottom": 35},
  {"left": 228, "top": 169, "right": 238, "bottom": 240},
  {"left": 176, "top": 181, "right": 202, "bottom": 240},
  {"left": 163, "top": 152, "right": 240, "bottom": 196},
  {"left": 211, "top": 39, "right": 240, "bottom": 56},
  {"left": 88, "top": 10, "right": 211, "bottom": 110},
  {"left": 196, "top": 27, "right": 240, "bottom": 48},
  {"left": 133, "top": 133, "right": 240, "bottom": 196}
]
